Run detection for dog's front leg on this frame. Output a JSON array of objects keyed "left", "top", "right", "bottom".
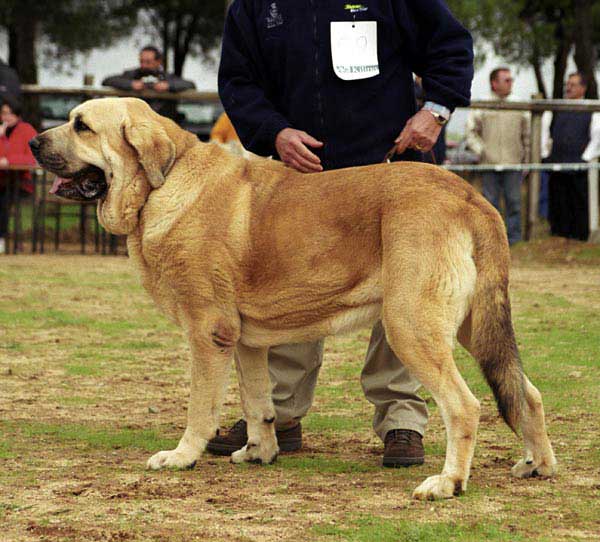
[
  {"left": 147, "top": 315, "right": 236, "bottom": 470},
  {"left": 231, "top": 343, "right": 279, "bottom": 465}
]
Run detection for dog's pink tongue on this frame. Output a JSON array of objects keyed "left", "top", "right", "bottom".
[{"left": 49, "top": 177, "right": 66, "bottom": 194}]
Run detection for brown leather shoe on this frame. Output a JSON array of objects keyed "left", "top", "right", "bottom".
[
  {"left": 382, "top": 429, "right": 425, "bottom": 467},
  {"left": 206, "top": 419, "right": 302, "bottom": 456}
]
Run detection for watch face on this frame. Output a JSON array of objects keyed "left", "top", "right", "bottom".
[{"left": 434, "top": 112, "right": 448, "bottom": 125}]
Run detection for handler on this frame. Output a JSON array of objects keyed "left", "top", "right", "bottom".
[{"left": 210, "top": 0, "right": 474, "bottom": 467}]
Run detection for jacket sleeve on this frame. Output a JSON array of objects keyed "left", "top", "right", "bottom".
[
  {"left": 166, "top": 75, "right": 196, "bottom": 92},
  {"left": 218, "top": 0, "right": 290, "bottom": 156},
  {"left": 398, "top": 0, "right": 474, "bottom": 111},
  {"left": 102, "top": 70, "right": 136, "bottom": 90},
  {"left": 582, "top": 112, "right": 600, "bottom": 162},
  {"left": 541, "top": 111, "right": 553, "bottom": 160},
  {"left": 7, "top": 124, "right": 37, "bottom": 166}
]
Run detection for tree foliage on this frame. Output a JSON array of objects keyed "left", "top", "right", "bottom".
[
  {"left": 447, "top": 0, "right": 599, "bottom": 98},
  {"left": 0, "top": 0, "right": 137, "bottom": 83},
  {"left": 132, "top": 0, "right": 225, "bottom": 76}
]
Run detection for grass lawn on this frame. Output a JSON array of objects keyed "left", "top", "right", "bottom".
[{"left": 1, "top": 241, "right": 599, "bottom": 541}]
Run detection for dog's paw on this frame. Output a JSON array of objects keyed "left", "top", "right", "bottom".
[
  {"left": 412, "top": 474, "right": 462, "bottom": 500},
  {"left": 146, "top": 448, "right": 199, "bottom": 470},
  {"left": 511, "top": 455, "right": 557, "bottom": 478},
  {"left": 230, "top": 442, "right": 278, "bottom": 465}
]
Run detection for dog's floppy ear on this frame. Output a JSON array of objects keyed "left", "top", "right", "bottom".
[{"left": 123, "top": 120, "right": 176, "bottom": 188}]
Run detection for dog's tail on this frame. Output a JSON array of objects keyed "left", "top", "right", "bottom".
[{"left": 469, "top": 216, "right": 524, "bottom": 434}]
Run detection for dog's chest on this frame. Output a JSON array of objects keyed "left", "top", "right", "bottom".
[{"left": 127, "top": 234, "right": 183, "bottom": 323}]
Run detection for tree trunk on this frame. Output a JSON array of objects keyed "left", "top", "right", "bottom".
[
  {"left": 8, "top": 8, "right": 40, "bottom": 128},
  {"left": 161, "top": 17, "right": 170, "bottom": 73},
  {"left": 8, "top": 26, "right": 17, "bottom": 70},
  {"left": 9, "top": 11, "right": 38, "bottom": 84},
  {"left": 573, "top": 0, "right": 598, "bottom": 98},
  {"left": 552, "top": 34, "right": 571, "bottom": 99},
  {"left": 173, "top": 13, "right": 183, "bottom": 76},
  {"left": 174, "top": 14, "right": 199, "bottom": 77},
  {"left": 531, "top": 45, "right": 547, "bottom": 98}
]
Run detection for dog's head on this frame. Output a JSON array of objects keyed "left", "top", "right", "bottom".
[{"left": 30, "top": 97, "right": 184, "bottom": 235}]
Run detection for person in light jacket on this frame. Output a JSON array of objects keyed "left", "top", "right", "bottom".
[{"left": 466, "top": 67, "right": 530, "bottom": 245}]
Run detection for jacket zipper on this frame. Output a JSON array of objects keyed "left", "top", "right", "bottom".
[{"left": 310, "top": 0, "right": 326, "bottom": 164}]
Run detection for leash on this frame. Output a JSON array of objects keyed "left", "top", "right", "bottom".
[{"left": 383, "top": 145, "right": 437, "bottom": 165}]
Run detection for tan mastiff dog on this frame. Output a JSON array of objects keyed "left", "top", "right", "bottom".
[{"left": 30, "top": 97, "right": 556, "bottom": 500}]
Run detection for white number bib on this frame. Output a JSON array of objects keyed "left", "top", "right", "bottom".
[{"left": 330, "top": 21, "right": 379, "bottom": 81}]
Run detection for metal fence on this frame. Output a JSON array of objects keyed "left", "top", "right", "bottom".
[
  {"left": 463, "top": 98, "right": 600, "bottom": 242},
  {"left": 444, "top": 160, "right": 600, "bottom": 242}
]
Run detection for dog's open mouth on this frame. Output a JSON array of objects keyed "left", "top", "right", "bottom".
[{"left": 49, "top": 166, "right": 108, "bottom": 202}]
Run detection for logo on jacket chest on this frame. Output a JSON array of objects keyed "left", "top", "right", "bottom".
[
  {"left": 266, "top": 2, "right": 284, "bottom": 28},
  {"left": 344, "top": 4, "right": 368, "bottom": 13}
]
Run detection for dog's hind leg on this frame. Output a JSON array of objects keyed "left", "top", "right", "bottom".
[
  {"left": 231, "top": 343, "right": 279, "bottom": 465},
  {"left": 381, "top": 307, "right": 480, "bottom": 500},
  {"left": 380, "top": 235, "right": 481, "bottom": 499},
  {"left": 511, "top": 376, "right": 557, "bottom": 478},
  {"left": 458, "top": 319, "right": 556, "bottom": 480},
  {"left": 458, "top": 257, "right": 557, "bottom": 481}
]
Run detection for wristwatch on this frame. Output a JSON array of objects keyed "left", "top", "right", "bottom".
[{"left": 423, "top": 101, "right": 450, "bottom": 126}]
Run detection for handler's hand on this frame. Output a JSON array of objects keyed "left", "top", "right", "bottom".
[
  {"left": 154, "top": 81, "right": 170, "bottom": 92},
  {"left": 131, "top": 80, "right": 144, "bottom": 91},
  {"left": 275, "top": 128, "right": 323, "bottom": 173},
  {"left": 394, "top": 110, "right": 442, "bottom": 155}
]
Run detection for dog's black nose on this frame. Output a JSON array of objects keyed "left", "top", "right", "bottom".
[{"left": 29, "top": 137, "right": 41, "bottom": 153}]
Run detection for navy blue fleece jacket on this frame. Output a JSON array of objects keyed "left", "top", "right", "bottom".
[{"left": 219, "top": 0, "right": 473, "bottom": 170}]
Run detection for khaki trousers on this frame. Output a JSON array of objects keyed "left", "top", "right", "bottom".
[{"left": 267, "top": 320, "right": 428, "bottom": 441}]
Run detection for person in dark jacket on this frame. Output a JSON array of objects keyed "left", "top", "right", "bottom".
[
  {"left": 210, "top": 0, "right": 474, "bottom": 466},
  {"left": 102, "top": 45, "right": 196, "bottom": 120},
  {"left": 546, "top": 72, "right": 600, "bottom": 241}
]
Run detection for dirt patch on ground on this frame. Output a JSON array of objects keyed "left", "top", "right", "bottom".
[{"left": 1, "top": 252, "right": 599, "bottom": 541}]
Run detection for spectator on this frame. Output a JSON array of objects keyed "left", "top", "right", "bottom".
[
  {"left": 211, "top": 0, "right": 473, "bottom": 468},
  {"left": 0, "top": 98, "right": 38, "bottom": 254},
  {"left": 0, "top": 58, "right": 21, "bottom": 103},
  {"left": 414, "top": 76, "right": 447, "bottom": 164},
  {"left": 102, "top": 45, "right": 195, "bottom": 121},
  {"left": 466, "top": 67, "right": 530, "bottom": 245},
  {"left": 542, "top": 72, "right": 600, "bottom": 241}
]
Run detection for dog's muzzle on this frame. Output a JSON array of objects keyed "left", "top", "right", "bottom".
[{"left": 29, "top": 137, "right": 108, "bottom": 202}]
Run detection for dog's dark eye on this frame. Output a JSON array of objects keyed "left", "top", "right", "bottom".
[{"left": 74, "top": 117, "right": 91, "bottom": 133}]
